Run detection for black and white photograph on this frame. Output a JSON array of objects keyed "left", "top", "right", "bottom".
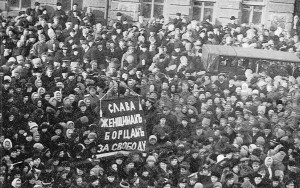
[{"left": 0, "top": 0, "right": 300, "bottom": 187}]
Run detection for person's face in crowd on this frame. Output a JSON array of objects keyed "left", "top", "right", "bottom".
[
  {"left": 15, "top": 179, "right": 22, "bottom": 188},
  {"left": 228, "top": 116, "right": 235, "bottom": 123},
  {"left": 199, "top": 94, "right": 206, "bottom": 101},
  {"left": 216, "top": 107, "right": 222, "bottom": 115},
  {"left": 225, "top": 104, "right": 231, "bottom": 111},
  {"left": 33, "top": 158, "right": 41, "bottom": 166},
  {"left": 1, "top": 21, "right": 7, "bottom": 28},
  {"left": 64, "top": 98, "right": 71, "bottom": 105},
  {"left": 37, "top": 100, "right": 43, "bottom": 108},
  {"left": 277, "top": 103, "right": 283, "bottom": 111},
  {"left": 55, "top": 91, "right": 62, "bottom": 100},
  {"left": 79, "top": 104, "right": 87, "bottom": 113},
  {"left": 189, "top": 178, "right": 197, "bottom": 186},
  {"left": 167, "top": 158, "right": 178, "bottom": 168},
  {"left": 145, "top": 100, "right": 152, "bottom": 108},
  {"left": 58, "top": 150, "right": 65, "bottom": 157},
  {"left": 226, "top": 96, "right": 231, "bottom": 102},
  {"left": 214, "top": 129, "right": 221, "bottom": 137},
  {"left": 75, "top": 177, "right": 83, "bottom": 185},
  {"left": 207, "top": 99, "right": 213, "bottom": 106},
  {"left": 160, "top": 117, "right": 166, "bottom": 126},
  {"left": 254, "top": 177, "right": 262, "bottom": 185},
  {"left": 85, "top": 99, "right": 91, "bottom": 106},
  {"left": 4, "top": 48, "right": 12, "bottom": 56},
  {"left": 3, "top": 140, "right": 11, "bottom": 149},
  {"left": 8, "top": 30, "right": 14, "bottom": 37},
  {"left": 235, "top": 87, "right": 241, "bottom": 95},
  {"left": 225, "top": 37, "right": 232, "bottom": 45},
  {"left": 267, "top": 109, "right": 274, "bottom": 117},
  {"left": 251, "top": 162, "right": 260, "bottom": 172},
  {"left": 26, "top": 134, "right": 33, "bottom": 142},
  {"left": 39, "top": 88, "right": 45, "bottom": 95},
  {"left": 232, "top": 165, "right": 239, "bottom": 174},
  {"left": 264, "top": 128, "right": 271, "bottom": 136},
  {"left": 66, "top": 22, "right": 72, "bottom": 30},
  {"left": 32, "top": 93, "right": 39, "bottom": 100},
  {"left": 230, "top": 96, "right": 237, "bottom": 103},
  {"left": 252, "top": 126, "right": 259, "bottom": 134},
  {"left": 249, "top": 115, "right": 256, "bottom": 124},
  {"left": 227, "top": 178, "right": 234, "bottom": 185},
  {"left": 294, "top": 137, "right": 300, "bottom": 147},
  {"left": 163, "top": 107, "right": 171, "bottom": 115},
  {"left": 271, "top": 114, "right": 278, "bottom": 123},
  {"left": 9, "top": 114, "right": 15, "bottom": 121},
  {"left": 55, "top": 128, "right": 62, "bottom": 135}
]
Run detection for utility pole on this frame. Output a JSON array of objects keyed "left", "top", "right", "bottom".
[{"left": 0, "top": 67, "right": 3, "bottom": 152}]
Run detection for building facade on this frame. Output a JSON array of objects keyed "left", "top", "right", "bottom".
[{"left": 2, "top": 0, "right": 296, "bottom": 30}]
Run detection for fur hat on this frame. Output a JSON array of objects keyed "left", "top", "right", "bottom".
[
  {"left": 149, "top": 135, "right": 157, "bottom": 142},
  {"left": 240, "top": 145, "right": 249, "bottom": 157},
  {"left": 264, "top": 157, "right": 273, "bottom": 166},
  {"left": 240, "top": 165, "right": 254, "bottom": 178},
  {"left": 250, "top": 155, "right": 260, "bottom": 163},
  {"left": 213, "top": 182, "right": 222, "bottom": 188},
  {"left": 276, "top": 129, "right": 285, "bottom": 138},
  {"left": 146, "top": 155, "right": 156, "bottom": 163},
  {"left": 29, "top": 122, "right": 38, "bottom": 130},
  {"left": 90, "top": 166, "right": 104, "bottom": 176},
  {"left": 257, "top": 105, "right": 266, "bottom": 113},
  {"left": 234, "top": 137, "right": 243, "bottom": 146},
  {"left": 3, "top": 138, "right": 13, "bottom": 149},
  {"left": 33, "top": 143, "right": 44, "bottom": 151},
  {"left": 256, "top": 137, "right": 265, "bottom": 146},
  {"left": 80, "top": 116, "right": 89, "bottom": 124},
  {"left": 180, "top": 161, "right": 190, "bottom": 170},
  {"left": 272, "top": 151, "right": 286, "bottom": 163},
  {"left": 88, "top": 132, "right": 97, "bottom": 140}
]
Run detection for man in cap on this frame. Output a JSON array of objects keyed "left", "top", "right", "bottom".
[
  {"left": 33, "top": 2, "right": 43, "bottom": 22},
  {"left": 68, "top": 3, "right": 82, "bottom": 18},
  {"left": 51, "top": 2, "right": 67, "bottom": 26},
  {"left": 85, "top": 85, "right": 99, "bottom": 110},
  {"left": 228, "top": 16, "right": 238, "bottom": 30},
  {"left": 173, "top": 13, "right": 182, "bottom": 28},
  {"left": 201, "top": 15, "right": 213, "bottom": 32},
  {"left": 143, "top": 97, "right": 157, "bottom": 135},
  {"left": 137, "top": 43, "right": 151, "bottom": 69},
  {"left": 30, "top": 34, "right": 47, "bottom": 58}
]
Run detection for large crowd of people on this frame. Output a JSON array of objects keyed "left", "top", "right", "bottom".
[{"left": 0, "top": 1, "right": 300, "bottom": 188}]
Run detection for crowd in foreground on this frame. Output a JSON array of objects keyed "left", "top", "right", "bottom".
[{"left": 0, "top": 1, "right": 300, "bottom": 188}]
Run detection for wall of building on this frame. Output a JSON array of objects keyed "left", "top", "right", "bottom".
[
  {"left": 214, "top": 0, "right": 242, "bottom": 26},
  {"left": 109, "top": 0, "right": 140, "bottom": 21},
  {"left": 1, "top": 0, "right": 296, "bottom": 31},
  {"left": 266, "top": 0, "right": 295, "bottom": 30},
  {"left": 30, "top": 0, "right": 107, "bottom": 23}
]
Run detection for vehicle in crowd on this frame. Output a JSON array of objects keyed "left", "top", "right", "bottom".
[{"left": 202, "top": 44, "right": 300, "bottom": 77}]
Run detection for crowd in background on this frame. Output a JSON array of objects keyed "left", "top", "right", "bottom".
[{"left": 0, "top": 1, "right": 300, "bottom": 188}]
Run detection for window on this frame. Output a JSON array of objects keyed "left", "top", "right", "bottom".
[
  {"left": 242, "top": 0, "right": 264, "bottom": 25},
  {"left": 58, "top": 0, "right": 82, "bottom": 11},
  {"left": 8, "top": 0, "right": 31, "bottom": 10},
  {"left": 142, "top": 0, "right": 164, "bottom": 19},
  {"left": 192, "top": 1, "right": 214, "bottom": 22},
  {"left": 243, "top": 0, "right": 263, "bottom": 2}
]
